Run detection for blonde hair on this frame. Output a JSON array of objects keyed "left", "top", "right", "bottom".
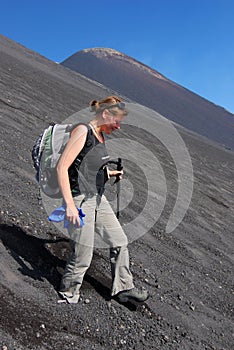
[{"left": 89, "top": 95, "right": 128, "bottom": 116}]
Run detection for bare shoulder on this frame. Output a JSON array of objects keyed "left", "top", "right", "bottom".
[{"left": 71, "top": 123, "right": 88, "bottom": 138}]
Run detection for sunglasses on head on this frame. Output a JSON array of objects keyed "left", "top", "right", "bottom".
[{"left": 106, "top": 102, "right": 126, "bottom": 110}]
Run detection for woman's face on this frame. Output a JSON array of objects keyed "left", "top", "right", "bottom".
[{"left": 102, "top": 110, "right": 125, "bottom": 134}]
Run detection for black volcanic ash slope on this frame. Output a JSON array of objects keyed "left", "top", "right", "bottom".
[
  {"left": 61, "top": 47, "right": 234, "bottom": 150},
  {"left": 0, "top": 35, "right": 234, "bottom": 350}
]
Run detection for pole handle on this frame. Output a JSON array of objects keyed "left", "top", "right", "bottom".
[{"left": 115, "top": 157, "right": 123, "bottom": 183}]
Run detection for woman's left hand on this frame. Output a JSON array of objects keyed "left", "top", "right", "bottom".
[{"left": 109, "top": 169, "right": 123, "bottom": 180}]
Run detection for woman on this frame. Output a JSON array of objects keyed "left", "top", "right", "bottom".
[{"left": 57, "top": 95, "right": 149, "bottom": 304}]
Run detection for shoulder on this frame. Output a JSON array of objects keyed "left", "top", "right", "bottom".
[{"left": 70, "top": 123, "right": 89, "bottom": 138}]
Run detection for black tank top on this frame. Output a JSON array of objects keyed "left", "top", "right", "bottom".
[{"left": 68, "top": 124, "right": 110, "bottom": 196}]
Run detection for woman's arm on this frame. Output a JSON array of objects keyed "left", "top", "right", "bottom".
[{"left": 57, "top": 124, "right": 88, "bottom": 226}]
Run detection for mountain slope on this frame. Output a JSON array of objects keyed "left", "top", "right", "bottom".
[
  {"left": 62, "top": 48, "right": 234, "bottom": 149},
  {"left": 0, "top": 35, "right": 234, "bottom": 350}
]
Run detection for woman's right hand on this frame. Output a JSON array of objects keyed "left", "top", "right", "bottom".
[{"left": 66, "top": 203, "right": 80, "bottom": 227}]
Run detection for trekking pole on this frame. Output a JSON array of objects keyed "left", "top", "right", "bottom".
[
  {"left": 108, "top": 158, "right": 123, "bottom": 219},
  {"left": 114, "top": 158, "right": 122, "bottom": 219}
]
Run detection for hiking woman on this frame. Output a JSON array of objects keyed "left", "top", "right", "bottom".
[{"left": 57, "top": 95, "right": 149, "bottom": 304}]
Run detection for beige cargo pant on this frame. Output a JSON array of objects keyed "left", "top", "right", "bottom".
[{"left": 59, "top": 194, "right": 134, "bottom": 303}]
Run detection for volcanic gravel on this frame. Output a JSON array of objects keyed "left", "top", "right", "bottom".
[{"left": 0, "top": 34, "right": 233, "bottom": 350}]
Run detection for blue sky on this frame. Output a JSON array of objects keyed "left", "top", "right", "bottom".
[{"left": 1, "top": 0, "right": 234, "bottom": 113}]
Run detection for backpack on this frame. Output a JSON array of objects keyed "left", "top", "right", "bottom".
[{"left": 32, "top": 123, "right": 76, "bottom": 198}]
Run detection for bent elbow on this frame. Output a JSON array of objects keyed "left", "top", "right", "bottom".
[{"left": 56, "top": 163, "right": 68, "bottom": 178}]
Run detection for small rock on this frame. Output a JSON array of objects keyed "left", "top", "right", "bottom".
[
  {"left": 84, "top": 298, "right": 90, "bottom": 304},
  {"left": 2, "top": 346, "right": 8, "bottom": 350},
  {"left": 190, "top": 303, "right": 195, "bottom": 311}
]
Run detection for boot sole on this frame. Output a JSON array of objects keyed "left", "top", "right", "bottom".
[{"left": 118, "top": 294, "right": 149, "bottom": 303}]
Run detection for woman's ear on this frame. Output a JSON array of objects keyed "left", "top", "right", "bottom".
[{"left": 102, "top": 109, "right": 110, "bottom": 121}]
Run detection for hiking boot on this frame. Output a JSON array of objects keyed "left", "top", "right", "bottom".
[
  {"left": 58, "top": 290, "right": 80, "bottom": 304},
  {"left": 116, "top": 287, "right": 149, "bottom": 303}
]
